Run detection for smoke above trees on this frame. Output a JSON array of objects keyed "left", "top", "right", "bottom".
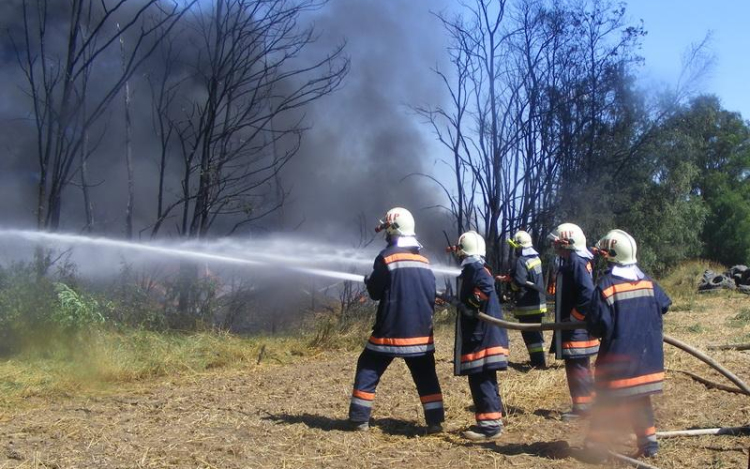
[{"left": 0, "top": 0, "right": 454, "bottom": 251}]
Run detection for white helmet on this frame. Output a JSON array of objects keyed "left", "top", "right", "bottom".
[
  {"left": 457, "top": 230, "right": 486, "bottom": 257},
  {"left": 375, "top": 207, "right": 416, "bottom": 237},
  {"left": 547, "top": 223, "right": 586, "bottom": 251},
  {"left": 596, "top": 229, "right": 637, "bottom": 265},
  {"left": 508, "top": 230, "right": 533, "bottom": 249}
]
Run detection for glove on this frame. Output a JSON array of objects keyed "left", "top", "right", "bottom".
[
  {"left": 457, "top": 302, "right": 477, "bottom": 318},
  {"left": 363, "top": 274, "right": 370, "bottom": 285}
]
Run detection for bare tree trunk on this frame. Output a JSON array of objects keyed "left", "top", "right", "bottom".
[
  {"left": 80, "top": 129, "right": 94, "bottom": 232},
  {"left": 119, "top": 23, "right": 135, "bottom": 239},
  {"left": 13, "top": 0, "right": 196, "bottom": 233}
]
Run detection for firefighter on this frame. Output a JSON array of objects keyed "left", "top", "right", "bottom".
[
  {"left": 583, "top": 229, "right": 671, "bottom": 460},
  {"left": 498, "top": 230, "right": 547, "bottom": 368},
  {"left": 348, "top": 207, "right": 444, "bottom": 433},
  {"left": 547, "top": 223, "right": 599, "bottom": 421},
  {"left": 451, "top": 230, "right": 509, "bottom": 441}
]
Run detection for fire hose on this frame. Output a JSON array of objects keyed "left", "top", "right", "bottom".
[
  {"left": 471, "top": 309, "right": 749, "bottom": 469},
  {"left": 472, "top": 311, "right": 750, "bottom": 396}
]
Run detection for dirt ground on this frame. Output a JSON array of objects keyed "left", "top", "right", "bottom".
[{"left": 1, "top": 294, "right": 750, "bottom": 468}]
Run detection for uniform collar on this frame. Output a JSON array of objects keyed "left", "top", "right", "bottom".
[
  {"left": 521, "top": 247, "right": 538, "bottom": 256},
  {"left": 394, "top": 236, "right": 422, "bottom": 249},
  {"left": 461, "top": 255, "right": 484, "bottom": 267},
  {"left": 574, "top": 248, "right": 593, "bottom": 260},
  {"left": 611, "top": 264, "right": 645, "bottom": 281}
]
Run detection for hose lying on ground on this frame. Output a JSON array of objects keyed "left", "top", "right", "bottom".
[
  {"left": 670, "top": 369, "right": 749, "bottom": 395},
  {"left": 474, "top": 313, "right": 750, "bottom": 396},
  {"left": 656, "top": 426, "right": 750, "bottom": 438}
]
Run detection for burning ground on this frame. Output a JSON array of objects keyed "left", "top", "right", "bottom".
[{"left": 1, "top": 294, "right": 750, "bottom": 468}]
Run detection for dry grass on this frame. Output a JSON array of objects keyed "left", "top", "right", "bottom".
[
  {"left": 659, "top": 259, "right": 727, "bottom": 312},
  {"left": 0, "top": 330, "right": 307, "bottom": 406},
  {"left": 0, "top": 289, "right": 749, "bottom": 468}
]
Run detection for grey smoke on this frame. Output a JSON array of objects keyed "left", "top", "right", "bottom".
[{"left": 0, "top": 0, "right": 455, "bottom": 251}]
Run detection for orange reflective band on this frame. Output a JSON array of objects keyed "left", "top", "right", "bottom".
[
  {"left": 368, "top": 336, "right": 434, "bottom": 346},
  {"left": 604, "top": 372, "right": 664, "bottom": 389},
  {"left": 461, "top": 346, "right": 509, "bottom": 362},
  {"left": 639, "top": 426, "right": 657, "bottom": 436},
  {"left": 476, "top": 412, "right": 503, "bottom": 420},
  {"left": 383, "top": 253, "right": 430, "bottom": 265},
  {"left": 420, "top": 393, "right": 443, "bottom": 403},
  {"left": 601, "top": 280, "right": 654, "bottom": 299},
  {"left": 353, "top": 390, "right": 375, "bottom": 400},
  {"left": 572, "top": 395, "right": 593, "bottom": 404},
  {"left": 571, "top": 308, "right": 585, "bottom": 320},
  {"left": 562, "top": 340, "right": 599, "bottom": 349}
]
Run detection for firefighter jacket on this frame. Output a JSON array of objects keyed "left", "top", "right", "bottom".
[
  {"left": 364, "top": 243, "right": 437, "bottom": 357},
  {"left": 587, "top": 268, "right": 672, "bottom": 399},
  {"left": 454, "top": 257, "right": 509, "bottom": 376},
  {"left": 510, "top": 251, "right": 547, "bottom": 317},
  {"left": 552, "top": 250, "right": 600, "bottom": 359}
]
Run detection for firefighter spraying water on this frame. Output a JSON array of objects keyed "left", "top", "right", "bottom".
[{"left": 347, "top": 207, "right": 445, "bottom": 433}]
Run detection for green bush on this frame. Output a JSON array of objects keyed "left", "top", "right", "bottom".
[{"left": 53, "top": 283, "right": 107, "bottom": 331}]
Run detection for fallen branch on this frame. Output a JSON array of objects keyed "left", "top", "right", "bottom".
[
  {"left": 663, "top": 335, "right": 750, "bottom": 395},
  {"left": 657, "top": 426, "right": 750, "bottom": 438},
  {"left": 670, "top": 369, "right": 749, "bottom": 395},
  {"left": 707, "top": 343, "right": 750, "bottom": 351}
]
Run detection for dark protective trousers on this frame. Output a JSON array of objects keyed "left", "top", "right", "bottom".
[
  {"left": 468, "top": 370, "right": 504, "bottom": 435},
  {"left": 349, "top": 349, "right": 444, "bottom": 425},
  {"left": 518, "top": 314, "right": 546, "bottom": 368},
  {"left": 587, "top": 395, "right": 657, "bottom": 453},
  {"left": 565, "top": 356, "right": 594, "bottom": 412}
]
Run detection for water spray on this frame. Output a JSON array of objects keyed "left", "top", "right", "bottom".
[
  {"left": 0, "top": 229, "right": 365, "bottom": 283},
  {"left": 0, "top": 229, "right": 461, "bottom": 283}
]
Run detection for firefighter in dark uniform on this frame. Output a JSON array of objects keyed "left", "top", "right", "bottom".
[
  {"left": 547, "top": 223, "right": 599, "bottom": 421},
  {"left": 348, "top": 207, "right": 444, "bottom": 433},
  {"left": 498, "top": 230, "right": 547, "bottom": 368},
  {"left": 451, "top": 230, "right": 509, "bottom": 441},
  {"left": 583, "top": 229, "right": 671, "bottom": 460}
]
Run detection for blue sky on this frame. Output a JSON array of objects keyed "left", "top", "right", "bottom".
[{"left": 625, "top": 0, "right": 750, "bottom": 119}]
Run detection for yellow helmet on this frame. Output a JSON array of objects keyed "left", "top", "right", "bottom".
[
  {"left": 508, "top": 230, "right": 533, "bottom": 249},
  {"left": 596, "top": 229, "right": 637, "bottom": 265}
]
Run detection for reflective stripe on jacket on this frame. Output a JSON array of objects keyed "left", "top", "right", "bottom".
[
  {"left": 365, "top": 244, "right": 437, "bottom": 357},
  {"left": 588, "top": 271, "right": 672, "bottom": 398},
  {"left": 510, "top": 254, "right": 547, "bottom": 316},
  {"left": 454, "top": 259, "right": 509, "bottom": 375},
  {"left": 552, "top": 251, "right": 599, "bottom": 359}
]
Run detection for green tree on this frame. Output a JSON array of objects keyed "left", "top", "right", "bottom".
[{"left": 672, "top": 96, "right": 750, "bottom": 266}]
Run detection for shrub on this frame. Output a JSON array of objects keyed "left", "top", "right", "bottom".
[{"left": 53, "top": 283, "right": 107, "bottom": 331}]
